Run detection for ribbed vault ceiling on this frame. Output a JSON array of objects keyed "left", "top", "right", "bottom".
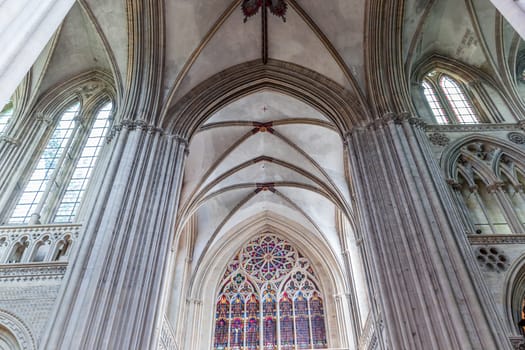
[
  {"left": 16, "top": 0, "right": 525, "bottom": 268},
  {"left": 177, "top": 90, "right": 352, "bottom": 269}
]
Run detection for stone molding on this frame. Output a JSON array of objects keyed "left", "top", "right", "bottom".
[
  {"left": 345, "top": 112, "right": 425, "bottom": 140},
  {"left": 0, "top": 309, "right": 36, "bottom": 350},
  {"left": 166, "top": 59, "right": 362, "bottom": 138},
  {"left": 468, "top": 234, "right": 525, "bottom": 245},
  {"left": 358, "top": 315, "right": 376, "bottom": 350},
  {"left": 0, "top": 135, "right": 20, "bottom": 146},
  {"left": 106, "top": 119, "right": 188, "bottom": 149},
  {"left": 426, "top": 123, "right": 521, "bottom": 132},
  {"left": 0, "top": 262, "right": 67, "bottom": 282},
  {"left": 348, "top": 119, "right": 524, "bottom": 138}
]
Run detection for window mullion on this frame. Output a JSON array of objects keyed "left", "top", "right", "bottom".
[
  {"left": 433, "top": 80, "right": 458, "bottom": 124},
  {"left": 45, "top": 121, "right": 89, "bottom": 222}
]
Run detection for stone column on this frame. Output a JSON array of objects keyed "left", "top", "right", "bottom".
[
  {"left": 39, "top": 121, "right": 187, "bottom": 350},
  {"left": 346, "top": 113, "right": 509, "bottom": 349}
]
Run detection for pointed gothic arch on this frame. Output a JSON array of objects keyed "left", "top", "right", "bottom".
[
  {"left": 163, "top": 59, "right": 369, "bottom": 139},
  {"left": 179, "top": 213, "right": 353, "bottom": 350},
  {"left": 441, "top": 135, "right": 525, "bottom": 234}
]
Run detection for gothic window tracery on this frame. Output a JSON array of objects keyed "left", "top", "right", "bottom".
[
  {"left": 8, "top": 99, "right": 113, "bottom": 224},
  {"left": 449, "top": 141, "right": 525, "bottom": 234},
  {"left": 213, "top": 234, "right": 327, "bottom": 350},
  {"left": 422, "top": 71, "right": 481, "bottom": 124}
]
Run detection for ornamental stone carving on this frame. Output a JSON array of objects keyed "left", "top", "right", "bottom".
[
  {"left": 508, "top": 132, "right": 525, "bottom": 145},
  {"left": 0, "top": 309, "right": 36, "bottom": 350},
  {"left": 427, "top": 132, "right": 450, "bottom": 146},
  {"left": 510, "top": 336, "right": 525, "bottom": 350}
]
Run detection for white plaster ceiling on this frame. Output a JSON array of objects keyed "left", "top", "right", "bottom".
[{"left": 178, "top": 90, "right": 352, "bottom": 272}]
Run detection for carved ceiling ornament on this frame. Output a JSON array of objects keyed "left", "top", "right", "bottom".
[
  {"left": 242, "top": 0, "right": 287, "bottom": 64},
  {"left": 76, "top": 81, "right": 105, "bottom": 100},
  {"left": 242, "top": 0, "right": 287, "bottom": 22}
]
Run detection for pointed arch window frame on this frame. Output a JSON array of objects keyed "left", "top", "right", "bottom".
[
  {"left": 213, "top": 234, "right": 329, "bottom": 350},
  {"left": 422, "top": 71, "right": 483, "bottom": 125},
  {"left": 7, "top": 96, "right": 115, "bottom": 225}
]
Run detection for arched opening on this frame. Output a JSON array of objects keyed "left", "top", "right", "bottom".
[
  {"left": 7, "top": 237, "right": 28, "bottom": 263},
  {"left": 442, "top": 136, "right": 525, "bottom": 235},
  {"left": 32, "top": 235, "right": 51, "bottom": 262},
  {"left": 52, "top": 235, "right": 72, "bottom": 261},
  {"left": 213, "top": 234, "right": 327, "bottom": 349},
  {"left": 164, "top": 69, "right": 369, "bottom": 349}
]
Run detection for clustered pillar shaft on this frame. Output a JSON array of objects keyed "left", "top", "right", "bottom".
[
  {"left": 346, "top": 114, "right": 508, "bottom": 349},
  {"left": 40, "top": 121, "right": 187, "bottom": 350}
]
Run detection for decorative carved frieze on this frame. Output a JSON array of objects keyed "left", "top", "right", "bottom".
[
  {"left": 468, "top": 234, "right": 525, "bottom": 245},
  {"left": 428, "top": 132, "right": 450, "bottom": 146},
  {"left": 0, "top": 262, "right": 67, "bottom": 282},
  {"left": 0, "top": 224, "right": 80, "bottom": 264},
  {"left": 426, "top": 123, "right": 520, "bottom": 132}
]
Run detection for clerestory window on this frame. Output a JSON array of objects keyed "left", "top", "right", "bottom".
[
  {"left": 422, "top": 71, "right": 480, "bottom": 124},
  {"left": 9, "top": 100, "right": 113, "bottom": 224},
  {"left": 0, "top": 100, "right": 14, "bottom": 135}
]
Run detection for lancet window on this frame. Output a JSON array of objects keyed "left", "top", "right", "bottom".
[
  {"left": 8, "top": 99, "right": 113, "bottom": 224},
  {"left": 422, "top": 71, "right": 480, "bottom": 124},
  {"left": 214, "top": 234, "right": 327, "bottom": 350}
]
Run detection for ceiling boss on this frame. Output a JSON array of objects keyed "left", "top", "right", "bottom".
[{"left": 242, "top": 0, "right": 288, "bottom": 64}]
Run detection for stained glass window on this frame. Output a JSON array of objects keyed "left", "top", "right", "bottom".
[
  {"left": 0, "top": 100, "right": 14, "bottom": 134},
  {"left": 213, "top": 235, "right": 328, "bottom": 350}
]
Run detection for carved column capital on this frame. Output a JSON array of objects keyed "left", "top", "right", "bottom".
[
  {"left": 509, "top": 336, "right": 525, "bottom": 350},
  {"left": 486, "top": 181, "right": 505, "bottom": 193},
  {"left": 446, "top": 178, "right": 462, "bottom": 190},
  {"left": 0, "top": 135, "right": 20, "bottom": 146},
  {"left": 518, "top": 120, "right": 525, "bottom": 132}
]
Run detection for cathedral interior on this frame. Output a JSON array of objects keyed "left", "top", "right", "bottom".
[{"left": 1, "top": 0, "right": 525, "bottom": 349}]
